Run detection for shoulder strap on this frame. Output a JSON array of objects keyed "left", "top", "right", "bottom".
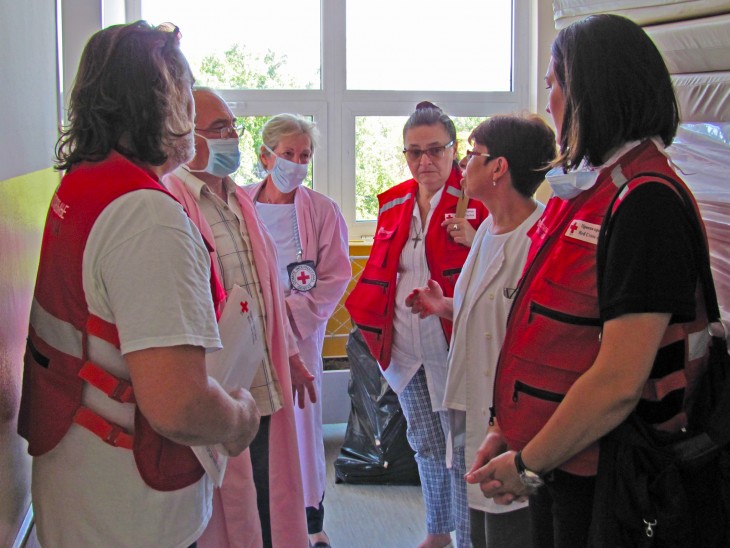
[
  {"left": 601, "top": 172, "right": 730, "bottom": 450},
  {"left": 597, "top": 171, "right": 721, "bottom": 324}
]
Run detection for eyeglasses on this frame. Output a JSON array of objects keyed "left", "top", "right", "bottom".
[
  {"left": 403, "top": 140, "right": 455, "bottom": 162},
  {"left": 465, "top": 149, "right": 493, "bottom": 164},
  {"left": 195, "top": 123, "right": 245, "bottom": 139}
]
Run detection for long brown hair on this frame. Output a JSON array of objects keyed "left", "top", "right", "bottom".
[{"left": 56, "top": 21, "right": 194, "bottom": 171}]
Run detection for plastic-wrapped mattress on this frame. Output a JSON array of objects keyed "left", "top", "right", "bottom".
[
  {"left": 553, "top": 0, "right": 730, "bottom": 29},
  {"left": 645, "top": 13, "right": 730, "bottom": 73},
  {"left": 667, "top": 123, "right": 730, "bottom": 329},
  {"left": 673, "top": 71, "right": 730, "bottom": 122}
]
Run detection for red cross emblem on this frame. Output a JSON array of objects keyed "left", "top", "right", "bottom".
[
  {"left": 569, "top": 222, "right": 578, "bottom": 234},
  {"left": 240, "top": 301, "right": 249, "bottom": 313},
  {"left": 297, "top": 271, "right": 311, "bottom": 285}
]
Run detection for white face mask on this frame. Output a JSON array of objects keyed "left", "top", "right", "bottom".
[
  {"left": 264, "top": 144, "right": 309, "bottom": 193},
  {"left": 191, "top": 135, "right": 241, "bottom": 177},
  {"left": 545, "top": 166, "right": 600, "bottom": 200}
]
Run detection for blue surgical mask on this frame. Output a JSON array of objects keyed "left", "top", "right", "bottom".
[
  {"left": 264, "top": 144, "right": 309, "bottom": 193},
  {"left": 545, "top": 166, "right": 599, "bottom": 200},
  {"left": 191, "top": 135, "right": 241, "bottom": 177}
]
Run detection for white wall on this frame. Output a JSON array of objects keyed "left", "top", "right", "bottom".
[
  {"left": 0, "top": 0, "right": 59, "bottom": 181},
  {"left": 0, "top": 1, "right": 60, "bottom": 546}
]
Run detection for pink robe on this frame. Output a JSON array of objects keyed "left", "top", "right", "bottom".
[
  {"left": 165, "top": 172, "right": 308, "bottom": 548},
  {"left": 245, "top": 183, "right": 350, "bottom": 507}
]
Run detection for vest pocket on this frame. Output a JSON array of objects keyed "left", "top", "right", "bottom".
[
  {"left": 513, "top": 380, "right": 565, "bottom": 404},
  {"left": 348, "top": 277, "right": 390, "bottom": 316},
  {"left": 529, "top": 301, "right": 601, "bottom": 327},
  {"left": 370, "top": 228, "right": 396, "bottom": 267},
  {"left": 496, "top": 368, "right": 566, "bottom": 449},
  {"left": 514, "top": 300, "right": 601, "bottom": 376},
  {"left": 352, "top": 322, "right": 385, "bottom": 365}
]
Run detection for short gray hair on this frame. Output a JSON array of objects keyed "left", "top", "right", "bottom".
[{"left": 261, "top": 113, "right": 319, "bottom": 152}]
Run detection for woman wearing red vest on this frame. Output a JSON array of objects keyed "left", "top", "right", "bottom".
[
  {"left": 466, "top": 15, "right": 711, "bottom": 547},
  {"left": 407, "top": 114, "right": 557, "bottom": 548},
  {"left": 346, "top": 102, "right": 488, "bottom": 548}
]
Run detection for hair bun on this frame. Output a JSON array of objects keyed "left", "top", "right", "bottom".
[{"left": 415, "top": 100, "right": 441, "bottom": 112}]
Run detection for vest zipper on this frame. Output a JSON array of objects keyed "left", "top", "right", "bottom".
[
  {"left": 529, "top": 301, "right": 601, "bottom": 327},
  {"left": 356, "top": 323, "right": 383, "bottom": 340},
  {"left": 513, "top": 380, "right": 565, "bottom": 403},
  {"left": 443, "top": 267, "right": 462, "bottom": 277},
  {"left": 360, "top": 278, "right": 389, "bottom": 295}
]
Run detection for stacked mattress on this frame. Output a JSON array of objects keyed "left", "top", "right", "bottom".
[
  {"left": 645, "top": 12, "right": 730, "bottom": 122},
  {"left": 554, "top": 0, "right": 730, "bottom": 29},
  {"left": 553, "top": 1, "right": 730, "bottom": 327},
  {"left": 553, "top": 0, "right": 730, "bottom": 122}
]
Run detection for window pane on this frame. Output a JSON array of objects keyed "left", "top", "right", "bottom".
[
  {"left": 355, "top": 115, "right": 484, "bottom": 221},
  {"left": 141, "top": 1, "right": 321, "bottom": 90},
  {"left": 232, "top": 116, "right": 313, "bottom": 189},
  {"left": 347, "top": 1, "right": 512, "bottom": 91}
]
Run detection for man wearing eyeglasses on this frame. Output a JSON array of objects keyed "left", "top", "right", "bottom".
[{"left": 164, "top": 88, "right": 311, "bottom": 548}]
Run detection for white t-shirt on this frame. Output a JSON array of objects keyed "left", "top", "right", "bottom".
[{"left": 32, "top": 190, "right": 221, "bottom": 548}]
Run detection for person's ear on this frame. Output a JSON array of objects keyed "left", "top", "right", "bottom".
[
  {"left": 493, "top": 156, "right": 509, "bottom": 181},
  {"left": 259, "top": 147, "right": 271, "bottom": 169}
]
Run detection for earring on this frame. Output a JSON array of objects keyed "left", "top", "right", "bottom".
[{"left": 492, "top": 179, "right": 497, "bottom": 187}]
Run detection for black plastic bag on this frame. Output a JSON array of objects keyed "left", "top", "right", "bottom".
[{"left": 333, "top": 327, "right": 420, "bottom": 485}]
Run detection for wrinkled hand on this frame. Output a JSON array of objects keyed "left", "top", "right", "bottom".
[
  {"left": 289, "top": 353, "right": 316, "bottom": 409},
  {"left": 442, "top": 217, "right": 476, "bottom": 247},
  {"left": 404, "top": 279, "right": 445, "bottom": 319},
  {"left": 465, "top": 450, "right": 533, "bottom": 505},
  {"left": 220, "top": 387, "right": 260, "bottom": 456}
]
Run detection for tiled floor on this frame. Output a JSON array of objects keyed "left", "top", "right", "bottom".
[
  {"left": 23, "top": 423, "right": 433, "bottom": 548},
  {"left": 322, "top": 422, "right": 434, "bottom": 548}
]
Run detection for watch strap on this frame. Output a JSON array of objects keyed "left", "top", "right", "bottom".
[{"left": 515, "top": 450, "right": 530, "bottom": 474}]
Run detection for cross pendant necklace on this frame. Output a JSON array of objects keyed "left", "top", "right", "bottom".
[{"left": 412, "top": 228, "right": 422, "bottom": 248}]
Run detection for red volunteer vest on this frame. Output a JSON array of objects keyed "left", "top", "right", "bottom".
[
  {"left": 494, "top": 141, "right": 709, "bottom": 475},
  {"left": 345, "top": 167, "right": 488, "bottom": 369},
  {"left": 18, "top": 152, "right": 221, "bottom": 491}
]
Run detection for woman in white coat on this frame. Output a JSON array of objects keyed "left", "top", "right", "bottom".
[
  {"left": 244, "top": 113, "right": 351, "bottom": 548},
  {"left": 406, "top": 114, "right": 556, "bottom": 548}
]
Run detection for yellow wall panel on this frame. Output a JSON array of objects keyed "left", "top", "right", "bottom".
[
  {"left": 0, "top": 168, "right": 58, "bottom": 548},
  {"left": 323, "top": 241, "right": 372, "bottom": 358}
]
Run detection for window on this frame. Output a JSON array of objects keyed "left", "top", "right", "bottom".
[
  {"left": 122, "top": 0, "right": 531, "bottom": 238},
  {"left": 346, "top": 2, "right": 512, "bottom": 92},
  {"left": 140, "top": 0, "right": 321, "bottom": 90}
]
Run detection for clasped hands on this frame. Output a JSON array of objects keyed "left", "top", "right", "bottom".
[{"left": 465, "top": 431, "right": 535, "bottom": 505}]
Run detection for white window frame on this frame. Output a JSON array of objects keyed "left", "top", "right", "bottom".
[{"left": 63, "top": 0, "right": 534, "bottom": 238}]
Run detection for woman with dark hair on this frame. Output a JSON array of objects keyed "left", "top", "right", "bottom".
[
  {"left": 407, "top": 114, "right": 556, "bottom": 548},
  {"left": 346, "top": 101, "right": 488, "bottom": 547},
  {"left": 468, "top": 14, "right": 711, "bottom": 548}
]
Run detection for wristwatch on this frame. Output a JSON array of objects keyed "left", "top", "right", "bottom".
[{"left": 515, "top": 450, "right": 545, "bottom": 488}]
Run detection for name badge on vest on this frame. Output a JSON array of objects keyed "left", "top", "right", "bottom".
[
  {"left": 288, "top": 260, "right": 317, "bottom": 292},
  {"left": 445, "top": 208, "right": 477, "bottom": 220}
]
